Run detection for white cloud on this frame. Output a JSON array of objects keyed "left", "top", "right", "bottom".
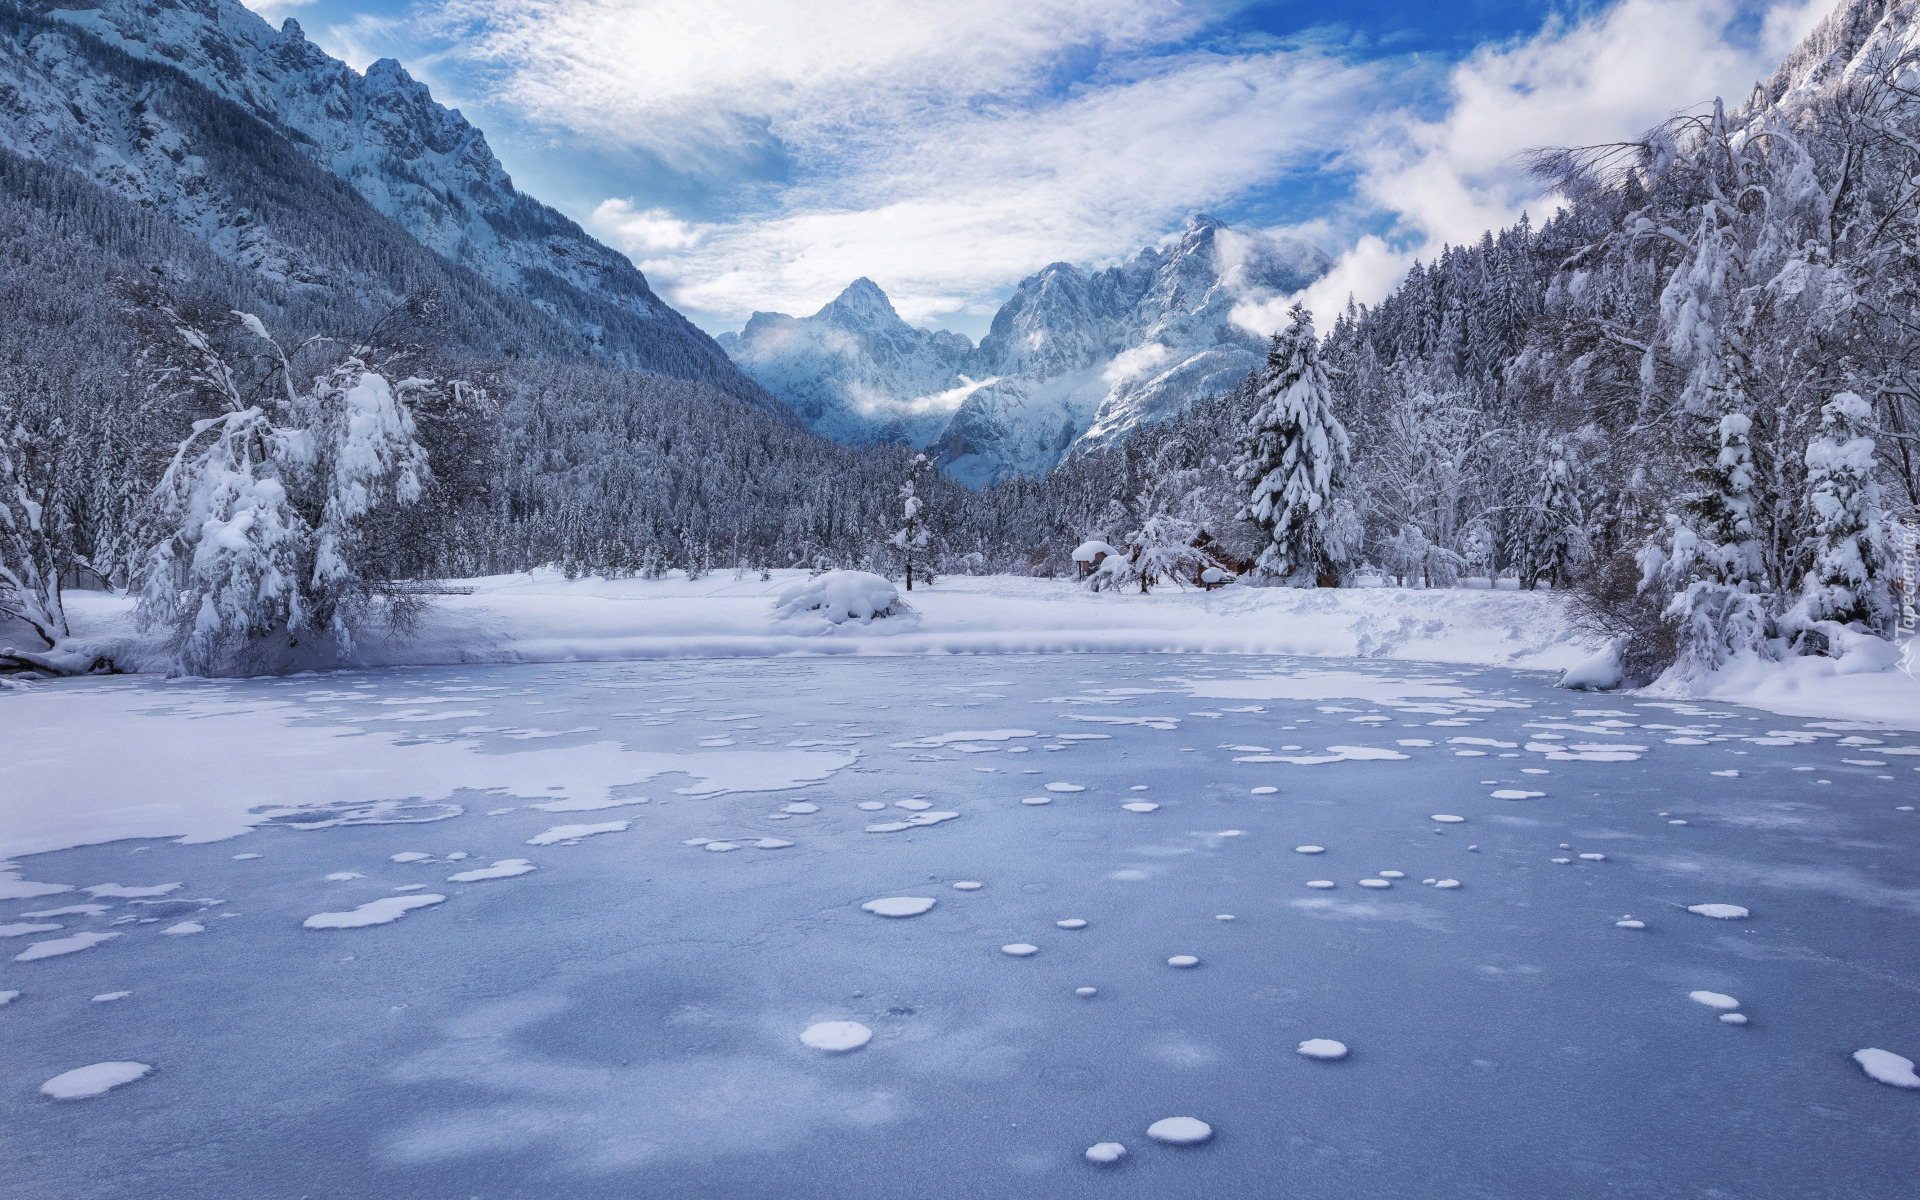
[
  {"left": 445, "top": 0, "right": 1838, "bottom": 329},
  {"left": 237, "top": 0, "right": 318, "bottom": 27},
  {"left": 1307, "top": 0, "right": 1839, "bottom": 309},
  {"left": 592, "top": 200, "right": 704, "bottom": 253}
]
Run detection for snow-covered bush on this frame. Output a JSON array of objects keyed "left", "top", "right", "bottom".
[
  {"left": 770, "top": 570, "right": 913, "bottom": 628},
  {"left": 134, "top": 305, "right": 458, "bottom": 673},
  {"left": 1083, "top": 516, "right": 1212, "bottom": 593}
]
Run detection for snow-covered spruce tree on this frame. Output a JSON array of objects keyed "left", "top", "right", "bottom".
[
  {"left": 1514, "top": 442, "right": 1584, "bottom": 590},
  {"left": 136, "top": 306, "right": 437, "bottom": 673},
  {"left": 1795, "top": 392, "right": 1890, "bottom": 634},
  {"left": 1635, "top": 352, "right": 1775, "bottom": 680},
  {"left": 1234, "top": 305, "right": 1351, "bottom": 585},
  {"left": 0, "top": 419, "right": 72, "bottom": 651},
  {"left": 891, "top": 455, "right": 932, "bottom": 591}
]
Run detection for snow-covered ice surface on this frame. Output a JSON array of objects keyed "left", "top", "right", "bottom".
[{"left": 4, "top": 654, "right": 1918, "bottom": 1197}]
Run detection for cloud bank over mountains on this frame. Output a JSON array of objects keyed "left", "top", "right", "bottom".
[{"left": 335, "top": 0, "right": 1838, "bottom": 337}]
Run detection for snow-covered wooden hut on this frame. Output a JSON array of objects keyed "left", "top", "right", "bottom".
[{"left": 1073, "top": 540, "right": 1120, "bottom": 579}]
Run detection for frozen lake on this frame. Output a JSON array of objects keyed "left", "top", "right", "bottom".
[{"left": 4, "top": 655, "right": 1918, "bottom": 1198}]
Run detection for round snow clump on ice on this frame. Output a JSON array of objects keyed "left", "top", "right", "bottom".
[
  {"left": 1431, "top": 815, "right": 1465, "bottom": 823},
  {"left": 1305, "top": 880, "right": 1335, "bottom": 889},
  {"left": 1688, "top": 904, "right": 1750, "bottom": 920},
  {"left": 1295, "top": 846, "right": 1325, "bottom": 855},
  {"left": 1853, "top": 1048, "right": 1920, "bottom": 1088},
  {"left": 1297, "top": 1038, "right": 1349, "bottom": 1060},
  {"left": 1167, "top": 955, "right": 1200, "bottom": 968},
  {"left": 1057, "top": 918, "right": 1087, "bottom": 929},
  {"left": 1075, "top": 987, "right": 1098, "bottom": 998},
  {"left": 1433, "top": 879, "right": 1461, "bottom": 889},
  {"left": 800, "top": 1021, "right": 871, "bottom": 1052},
  {"left": 1085, "top": 1141, "right": 1127, "bottom": 1165},
  {"left": 41, "top": 1062, "right": 150, "bottom": 1099},
  {"left": 1146, "top": 1117, "right": 1213, "bottom": 1144},
  {"left": 952, "top": 881, "right": 983, "bottom": 891},
  {"left": 1720, "top": 1013, "right": 1748, "bottom": 1025},
  {"left": 1215, "top": 914, "right": 1235, "bottom": 921},
  {"left": 704, "top": 842, "right": 739, "bottom": 852},
  {"left": 1121, "top": 802, "right": 1159, "bottom": 813},
  {"left": 1491, "top": 789, "right": 1545, "bottom": 800},
  {"left": 857, "top": 802, "right": 887, "bottom": 811},
  {"left": 1616, "top": 919, "right": 1646, "bottom": 929},
  {"left": 1357, "top": 879, "right": 1390, "bottom": 889},
  {"left": 782, "top": 802, "right": 819, "bottom": 814},
  {"left": 1046, "top": 782, "right": 1086, "bottom": 793},
  {"left": 1021, "top": 797, "right": 1051, "bottom": 805},
  {"left": 1251, "top": 786, "right": 1278, "bottom": 795},
  {"left": 1002, "top": 943, "right": 1039, "bottom": 956},
  {"left": 1579, "top": 853, "right": 1606, "bottom": 861},
  {"left": 1689, "top": 990, "right": 1740, "bottom": 1010},
  {"left": 1378, "top": 870, "right": 1404, "bottom": 879},
  {"left": 862, "top": 897, "right": 936, "bottom": 918}
]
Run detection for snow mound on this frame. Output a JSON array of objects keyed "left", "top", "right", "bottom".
[
  {"left": 1560, "top": 638, "right": 1626, "bottom": 690},
  {"left": 1001, "top": 943, "right": 1038, "bottom": 956},
  {"left": 800, "top": 1021, "right": 871, "bottom": 1052},
  {"left": 1084, "top": 1141, "right": 1127, "bottom": 1164},
  {"left": 1167, "top": 955, "right": 1200, "bottom": 968},
  {"left": 770, "top": 571, "right": 914, "bottom": 630},
  {"left": 1687, "top": 904, "right": 1749, "bottom": 920},
  {"left": 1297, "top": 1038, "right": 1349, "bottom": 1060},
  {"left": 1146, "top": 1116, "right": 1213, "bottom": 1144},
  {"left": 303, "top": 894, "right": 445, "bottom": 929},
  {"left": 1853, "top": 1048, "right": 1920, "bottom": 1088},
  {"left": 1689, "top": 990, "right": 1740, "bottom": 1010},
  {"left": 40, "top": 1061, "right": 151, "bottom": 1100}
]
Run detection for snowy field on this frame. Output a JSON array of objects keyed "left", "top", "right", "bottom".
[
  {"left": 49, "top": 569, "right": 1920, "bottom": 728},
  {"left": 4, "top": 652, "right": 1919, "bottom": 1198}
]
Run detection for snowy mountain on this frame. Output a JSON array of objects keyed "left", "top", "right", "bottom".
[
  {"left": 721, "top": 215, "right": 1331, "bottom": 484},
  {"left": 715, "top": 278, "right": 974, "bottom": 445},
  {"left": 3, "top": 0, "right": 776, "bottom": 409}
]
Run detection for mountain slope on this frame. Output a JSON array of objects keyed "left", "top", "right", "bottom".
[
  {"left": 722, "top": 215, "right": 1331, "bottom": 483},
  {"left": 15, "top": 0, "right": 778, "bottom": 409}
]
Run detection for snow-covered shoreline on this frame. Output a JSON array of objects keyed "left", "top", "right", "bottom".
[
  {"left": 32, "top": 569, "right": 1919, "bottom": 729},
  {"left": 52, "top": 570, "right": 1593, "bottom": 670}
]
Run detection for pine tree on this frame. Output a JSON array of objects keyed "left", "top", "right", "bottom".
[
  {"left": 1233, "top": 305, "right": 1352, "bottom": 585},
  {"left": 890, "top": 454, "right": 932, "bottom": 590},
  {"left": 1797, "top": 392, "right": 1889, "bottom": 632},
  {"left": 1515, "top": 442, "right": 1583, "bottom": 590}
]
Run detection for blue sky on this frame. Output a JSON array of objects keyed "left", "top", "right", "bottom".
[{"left": 248, "top": 0, "right": 1833, "bottom": 338}]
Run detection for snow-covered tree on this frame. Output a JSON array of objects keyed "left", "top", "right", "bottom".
[
  {"left": 1796, "top": 392, "right": 1889, "bottom": 633},
  {"left": 1636, "top": 354, "right": 1775, "bottom": 680},
  {"left": 1234, "top": 305, "right": 1351, "bottom": 585},
  {"left": 890, "top": 454, "right": 932, "bottom": 590},
  {"left": 136, "top": 307, "right": 439, "bottom": 673},
  {"left": 0, "top": 420, "right": 71, "bottom": 648},
  {"left": 1514, "top": 442, "right": 1584, "bottom": 590}
]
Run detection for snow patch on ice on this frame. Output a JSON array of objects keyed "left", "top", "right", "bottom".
[
  {"left": 861, "top": 897, "right": 936, "bottom": 918},
  {"left": 527, "top": 821, "right": 627, "bottom": 845},
  {"left": 303, "top": 894, "right": 446, "bottom": 929},
  {"left": 40, "top": 1061, "right": 150, "bottom": 1099}
]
